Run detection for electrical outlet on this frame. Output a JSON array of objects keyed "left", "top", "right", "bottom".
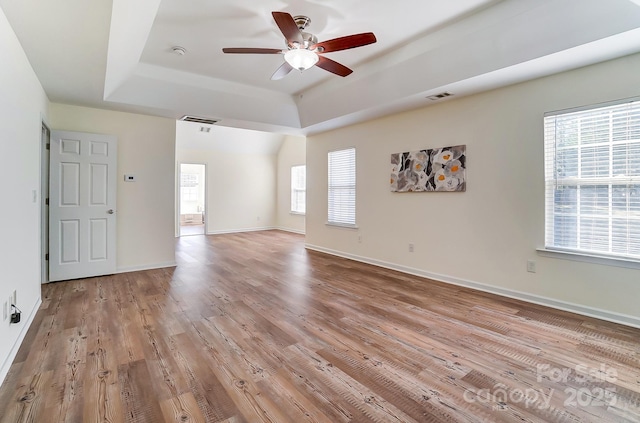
[
  {"left": 409, "top": 243, "right": 414, "bottom": 253},
  {"left": 527, "top": 260, "right": 537, "bottom": 273}
]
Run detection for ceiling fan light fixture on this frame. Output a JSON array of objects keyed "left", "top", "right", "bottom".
[{"left": 284, "top": 48, "right": 318, "bottom": 71}]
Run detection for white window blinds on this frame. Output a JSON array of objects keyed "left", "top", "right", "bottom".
[
  {"left": 291, "top": 165, "right": 306, "bottom": 214},
  {"left": 544, "top": 99, "right": 640, "bottom": 260},
  {"left": 328, "top": 148, "right": 356, "bottom": 226}
]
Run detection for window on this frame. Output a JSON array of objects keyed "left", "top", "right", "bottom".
[
  {"left": 544, "top": 99, "right": 640, "bottom": 261},
  {"left": 291, "top": 165, "right": 306, "bottom": 214},
  {"left": 328, "top": 148, "right": 356, "bottom": 226},
  {"left": 181, "top": 173, "right": 199, "bottom": 202}
]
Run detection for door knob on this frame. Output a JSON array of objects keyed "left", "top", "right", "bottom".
[{"left": 107, "top": 209, "right": 115, "bottom": 214}]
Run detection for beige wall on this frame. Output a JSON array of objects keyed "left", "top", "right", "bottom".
[
  {"left": 0, "top": 7, "right": 49, "bottom": 384},
  {"left": 277, "top": 135, "right": 306, "bottom": 233},
  {"left": 176, "top": 124, "right": 306, "bottom": 235},
  {"left": 306, "top": 53, "right": 640, "bottom": 326},
  {"left": 176, "top": 149, "right": 278, "bottom": 234},
  {"left": 49, "top": 104, "right": 176, "bottom": 272},
  {"left": 176, "top": 122, "right": 282, "bottom": 234}
]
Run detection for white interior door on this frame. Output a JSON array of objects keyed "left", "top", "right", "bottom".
[{"left": 49, "top": 130, "right": 117, "bottom": 282}]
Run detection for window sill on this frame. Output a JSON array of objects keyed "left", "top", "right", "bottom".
[
  {"left": 326, "top": 222, "right": 358, "bottom": 230},
  {"left": 290, "top": 211, "right": 305, "bottom": 216},
  {"left": 537, "top": 248, "right": 640, "bottom": 270}
]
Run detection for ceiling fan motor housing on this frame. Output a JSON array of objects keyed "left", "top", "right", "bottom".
[
  {"left": 287, "top": 15, "right": 318, "bottom": 50},
  {"left": 289, "top": 32, "right": 318, "bottom": 50}
]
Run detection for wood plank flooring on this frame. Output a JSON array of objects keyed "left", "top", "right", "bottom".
[{"left": 1, "top": 230, "right": 639, "bottom": 422}]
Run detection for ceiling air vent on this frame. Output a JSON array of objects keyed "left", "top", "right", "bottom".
[
  {"left": 426, "top": 92, "right": 453, "bottom": 101},
  {"left": 180, "top": 115, "right": 218, "bottom": 125}
]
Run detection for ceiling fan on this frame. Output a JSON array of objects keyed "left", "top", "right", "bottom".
[{"left": 222, "top": 12, "right": 377, "bottom": 80}]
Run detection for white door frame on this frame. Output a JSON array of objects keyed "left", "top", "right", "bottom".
[
  {"left": 40, "top": 120, "right": 51, "bottom": 283},
  {"left": 177, "top": 162, "right": 207, "bottom": 236}
]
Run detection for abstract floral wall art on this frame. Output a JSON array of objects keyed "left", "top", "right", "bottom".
[{"left": 390, "top": 145, "right": 466, "bottom": 192}]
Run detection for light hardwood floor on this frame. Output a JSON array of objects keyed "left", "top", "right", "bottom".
[{"left": 1, "top": 230, "right": 639, "bottom": 422}]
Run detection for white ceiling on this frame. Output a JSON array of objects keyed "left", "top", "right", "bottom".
[
  {"left": 2, "top": 0, "right": 640, "bottom": 136},
  {"left": 176, "top": 121, "right": 285, "bottom": 155}
]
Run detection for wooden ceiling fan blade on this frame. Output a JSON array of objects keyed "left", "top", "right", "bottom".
[
  {"left": 271, "top": 62, "right": 294, "bottom": 80},
  {"left": 272, "top": 11, "right": 303, "bottom": 45},
  {"left": 316, "top": 56, "right": 352, "bottom": 77},
  {"left": 222, "top": 48, "right": 283, "bottom": 54},
  {"left": 312, "top": 32, "right": 376, "bottom": 53}
]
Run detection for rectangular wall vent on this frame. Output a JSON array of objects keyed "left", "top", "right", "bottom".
[
  {"left": 180, "top": 115, "right": 219, "bottom": 125},
  {"left": 426, "top": 92, "right": 453, "bottom": 101}
]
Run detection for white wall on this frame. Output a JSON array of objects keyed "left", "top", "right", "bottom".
[
  {"left": 277, "top": 135, "right": 306, "bottom": 234},
  {"left": 0, "top": 7, "right": 49, "bottom": 385},
  {"left": 306, "top": 53, "right": 640, "bottom": 326},
  {"left": 50, "top": 104, "right": 176, "bottom": 272},
  {"left": 176, "top": 122, "right": 283, "bottom": 234}
]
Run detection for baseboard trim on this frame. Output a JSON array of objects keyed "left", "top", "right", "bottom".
[
  {"left": 207, "top": 226, "right": 276, "bottom": 235},
  {"left": 116, "top": 261, "right": 177, "bottom": 274},
  {"left": 276, "top": 227, "right": 306, "bottom": 235},
  {"left": 304, "top": 244, "right": 640, "bottom": 330},
  {"left": 0, "top": 298, "right": 42, "bottom": 387}
]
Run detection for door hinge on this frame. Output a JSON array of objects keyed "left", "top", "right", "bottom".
[
  {"left": 45, "top": 198, "right": 49, "bottom": 205},
  {"left": 45, "top": 253, "right": 49, "bottom": 261},
  {"left": 46, "top": 143, "right": 50, "bottom": 150}
]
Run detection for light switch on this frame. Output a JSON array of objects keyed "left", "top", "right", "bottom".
[{"left": 124, "top": 174, "right": 136, "bottom": 182}]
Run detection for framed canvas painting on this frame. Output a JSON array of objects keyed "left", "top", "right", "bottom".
[{"left": 390, "top": 145, "right": 466, "bottom": 192}]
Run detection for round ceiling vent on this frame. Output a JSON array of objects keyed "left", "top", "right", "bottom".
[{"left": 171, "top": 46, "right": 187, "bottom": 56}]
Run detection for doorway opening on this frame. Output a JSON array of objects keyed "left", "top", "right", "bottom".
[{"left": 179, "top": 163, "right": 206, "bottom": 236}]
